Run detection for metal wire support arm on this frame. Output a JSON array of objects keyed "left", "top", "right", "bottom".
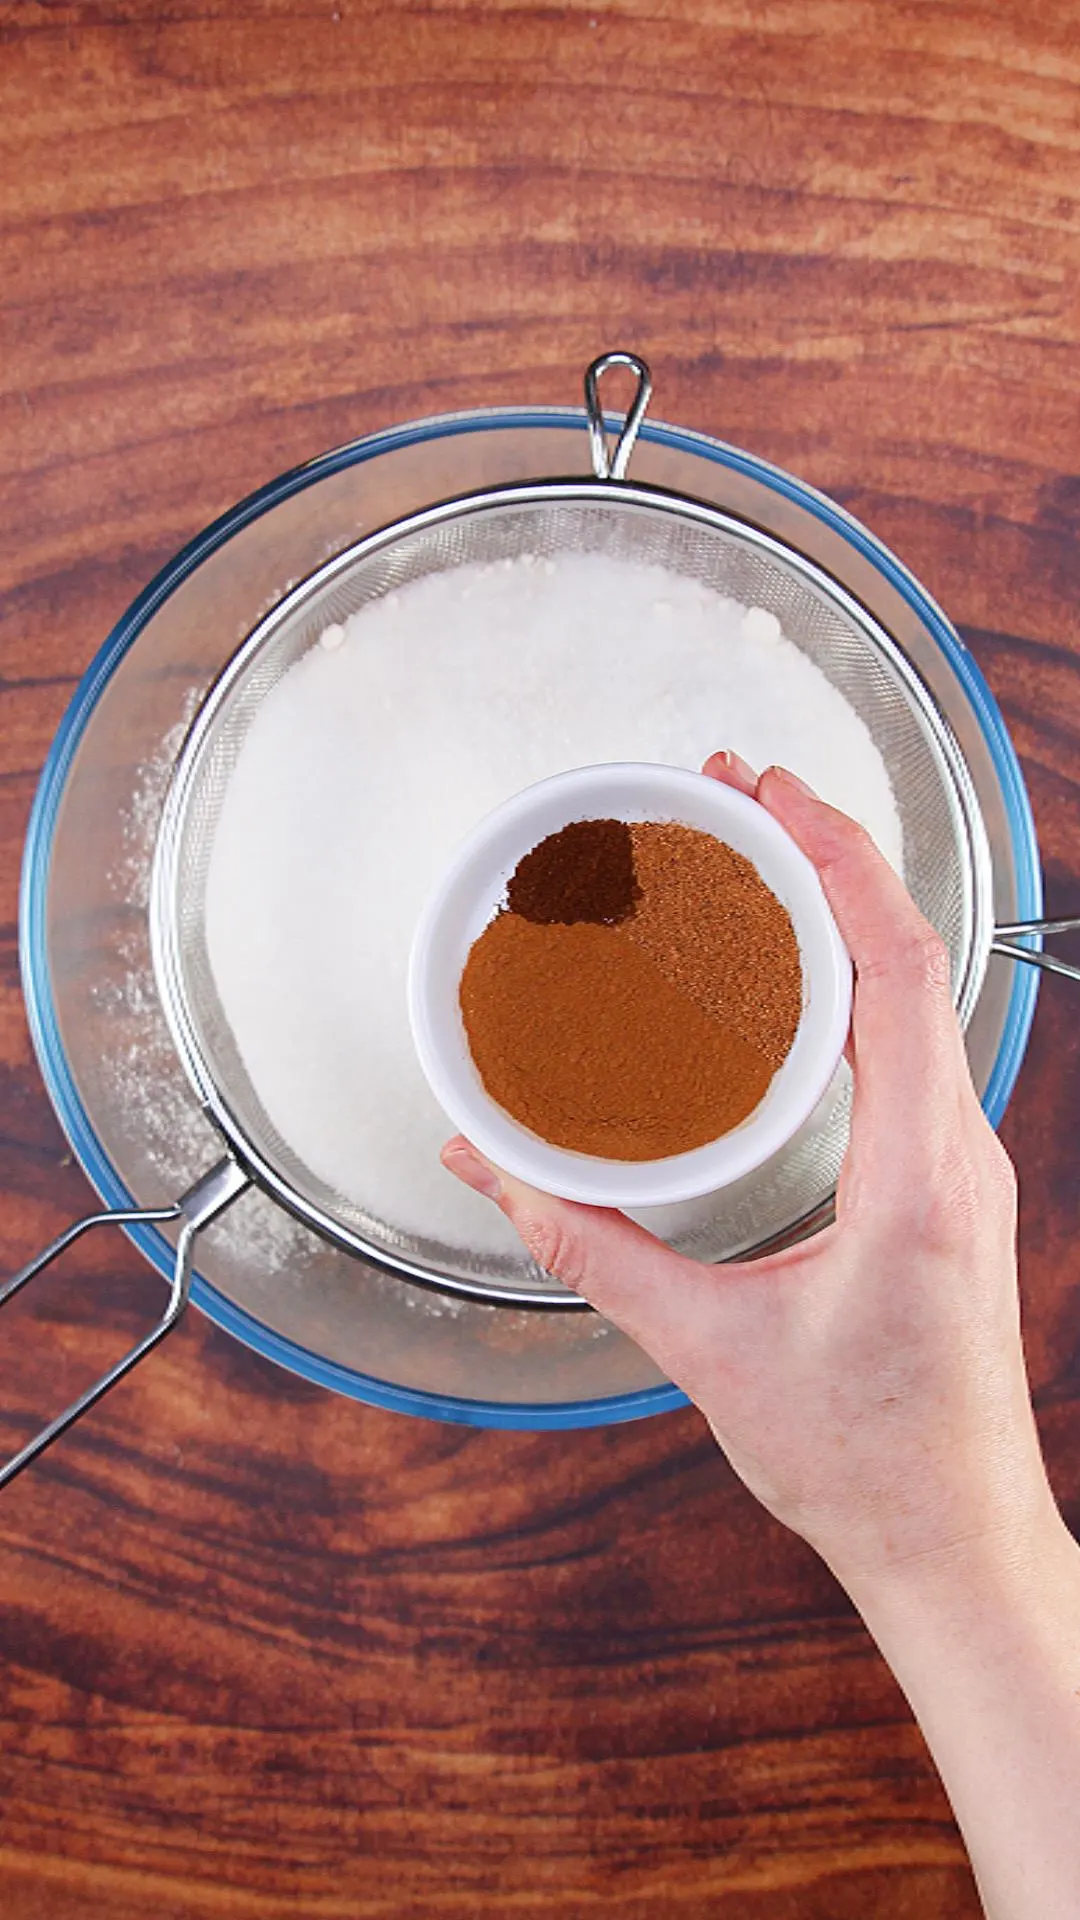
[
  {"left": 0, "top": 1156, "right": 250, "bottom": 1491},
  {"left": 991, "top": 916, "right": 1080, "bottom": 985}
]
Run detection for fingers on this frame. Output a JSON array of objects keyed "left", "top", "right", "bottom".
[
  {"left": 702, "top": 752, "right": 972, "bottom": 1153},
  {"left": 440, "top": 1138, "right": 727, "bottom": 1379},
  {"left": 757, "top": 765, "right": 963, "bottom": 1076}
]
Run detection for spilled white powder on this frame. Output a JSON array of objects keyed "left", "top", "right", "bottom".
[{"left": 205, "top": 552, "right": 902, "bottom": 1256}]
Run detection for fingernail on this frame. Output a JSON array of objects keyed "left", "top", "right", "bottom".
[
  {"left": 441, "top": 1140, "right": 502, "bottom": 1201},
  {"left": 716, "top": 748, "right": 758, "bottom": 781},
  {"left": 766, "top": 764, "right": 816, "bottom": 797}
]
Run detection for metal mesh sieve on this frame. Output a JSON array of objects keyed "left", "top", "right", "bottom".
[{"left": 150, "top": 469, "right": 993, "bottom": 1305}]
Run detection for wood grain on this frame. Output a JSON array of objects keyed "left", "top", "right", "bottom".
[{"left": 1, "top": 3, "right": 1078, "bottom": 1913}]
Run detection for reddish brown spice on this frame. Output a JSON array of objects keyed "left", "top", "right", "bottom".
[{"left": 623, "top": 823, "right": 802, "bottom": 1070}]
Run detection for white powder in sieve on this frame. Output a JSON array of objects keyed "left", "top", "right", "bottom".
[{"left": 205, "top": 551, "right": 902, "bottom": 1257}]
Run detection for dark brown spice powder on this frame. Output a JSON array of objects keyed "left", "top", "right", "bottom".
[{"left": 507, "top": 818, "right": 639, "bottom": 925}]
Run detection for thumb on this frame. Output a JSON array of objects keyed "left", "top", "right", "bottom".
[{"left": 441, "top": 1136, "right": 731, "bottom": 1387}]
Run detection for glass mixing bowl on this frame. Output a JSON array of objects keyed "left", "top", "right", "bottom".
[{"left": 19, "top": 406, "right": 1042, "bottom": 1429}]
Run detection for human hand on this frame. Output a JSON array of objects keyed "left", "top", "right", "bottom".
[{"left": 443, "top": 753, "right": 1055, "bottom": 1598}]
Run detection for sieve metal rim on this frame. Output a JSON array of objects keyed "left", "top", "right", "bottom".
[{"left": 149, "top": 475, "right": 994, "bottom": 1297}]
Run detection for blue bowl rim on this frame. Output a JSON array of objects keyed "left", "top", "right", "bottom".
[{"left": 18, "top": 405, "right": 1042, "bottom": 1430}]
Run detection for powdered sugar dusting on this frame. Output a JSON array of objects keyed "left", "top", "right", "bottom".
[{"left": 99, "top": 686, "right": 315, "bottom": 1275}]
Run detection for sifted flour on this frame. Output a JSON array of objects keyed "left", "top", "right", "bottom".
[{"left": 205, "top": 551, "right": 902, "bottom": 1256}]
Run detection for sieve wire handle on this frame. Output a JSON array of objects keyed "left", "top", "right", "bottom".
[
  {"left": 991, "top": 917, "right": 1080, "bottom": 986},
  {"left": 0, "top": 1157, "right": 250, "bottom": 1492},
  {"left": 585, "top": 351, "right": 653, "bottom": 481}
]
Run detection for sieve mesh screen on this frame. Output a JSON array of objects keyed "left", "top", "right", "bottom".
[{"left": 154, "top": 484, "right": 986, "bottom": 1303}]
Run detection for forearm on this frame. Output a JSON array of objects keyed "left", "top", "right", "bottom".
[{"left": 841, "top": 1499, "right": 1080, "bottom": 1920}]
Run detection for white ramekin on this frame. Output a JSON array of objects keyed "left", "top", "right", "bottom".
[{"left": 408, "top": 763, "right": 852, "bottom": 1207}]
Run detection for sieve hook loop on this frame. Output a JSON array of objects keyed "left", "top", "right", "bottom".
[
  {"left": 585, "top": 351, "right": 653, "bottom": 482},
  {"left": 0, "top": 1156, "right": 250, "bottom": 1491},
  {"left": 991, "top": 916, "right": 1080, "bottom": 985}
]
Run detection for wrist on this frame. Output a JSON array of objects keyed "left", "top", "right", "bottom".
[
  {"left": 799, "top": 1396, "right": 1060, "bottom": 1629},
  {"left": 833, "top": 1484, "right": 1069, "bottom": 1649}
]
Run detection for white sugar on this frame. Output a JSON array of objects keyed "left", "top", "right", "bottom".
[{"left": 205, "top": 551, "right": 901, "bottom": 1257}]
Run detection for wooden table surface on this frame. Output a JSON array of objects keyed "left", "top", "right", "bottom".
[{"left": 2, "top": 4, "right": 1079, "bottom": 1914}]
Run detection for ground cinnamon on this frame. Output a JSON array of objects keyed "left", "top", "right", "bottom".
[
  {"left": 459, "top": 817, "right": 803, "bottom": 1161},
  {"left": 459, "top": 915, "right": 773, "bottom": 1160}
]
